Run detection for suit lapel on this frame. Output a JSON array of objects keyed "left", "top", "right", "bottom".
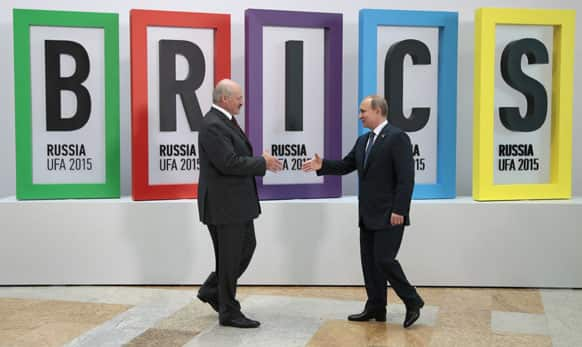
[
  {"left": 213, "top": 108, "right": 253, "bottom": 151},
  {"left": 358, "top": 135, "right": 367, "bottom": 169}
]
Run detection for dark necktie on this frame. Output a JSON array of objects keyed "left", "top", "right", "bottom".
[
  {"left": 230, "top": 116, "right": 246, "bottom": 137},
  {"left": 231, "top": 116, "right": 241, "bottom": 130},
  {"left": 230, "top": 116, "right": 249, "bottom": 143},
  {"left": 364, "top": 132, "right": 376, "bottom": 167}
]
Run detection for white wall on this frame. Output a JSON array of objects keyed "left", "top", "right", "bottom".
[
  {"left": 0, "top": 0, "right": 581, "bottom": 198},
  {"left": 2, "top": 197, "right": 581, "bottom": 286}
]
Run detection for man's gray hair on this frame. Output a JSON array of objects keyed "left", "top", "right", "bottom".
[
  {"left": 367, "top": 95, "right": 388, "bottom": 117},
  {"left": 212, "top": 80, "right": 233, "bottom": 103}
]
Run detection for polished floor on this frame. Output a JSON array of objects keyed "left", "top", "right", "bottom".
[{"left": 0, "top": 286, "right": 580, "bottom": 346}]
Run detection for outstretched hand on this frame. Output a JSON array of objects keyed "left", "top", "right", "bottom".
[
  {"left": 262, "top": 151, "right": 283, "bottom": 172},
  {"left": 302, "top": 153, "right": 322, "bottom": 172}
]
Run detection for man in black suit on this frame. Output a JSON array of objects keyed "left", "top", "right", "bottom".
[
  {"left": 302, "top": 95, "right": 424, "bottom": 328},
  {"left": 197, "top": 79, "right": 282, "bottom": 328}
]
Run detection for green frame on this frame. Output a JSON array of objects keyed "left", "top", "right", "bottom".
[{"left": 13, "top": 9, "right": 120, "bottom": 199}]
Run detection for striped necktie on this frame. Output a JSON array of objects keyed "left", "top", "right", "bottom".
[{"left": 363, "top": 132, "right": 375, "bottom": 166}]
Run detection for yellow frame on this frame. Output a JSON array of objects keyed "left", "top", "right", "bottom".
[{"left": 473, "top": 8, "right": 575, "bottom": 201}]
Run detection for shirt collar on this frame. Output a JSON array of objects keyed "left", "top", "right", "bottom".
[
  {"left": 372, "top": 119, "right": 388, "bottom": 137},
  {"left": 212, "top": 104, "right": 233, "bottom": 120}
]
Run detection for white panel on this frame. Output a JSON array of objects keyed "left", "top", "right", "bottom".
[
  {"left": 262, "top": 27, "right": 324, "bottom": 185},
  {"left": 494, "top": 25, "right": 553, "bottom": 184},
  {"left": 1, "top": 197, "right": 581, "bottom": 287},
  {"left": 30, "top": 26, "right": 106, "bottom": 184},
  {"left": 147, "top": 27, "right": 214, "bottom": 185},
  {"left": 377, "top": 26, "right": 439, "bottom": 184}
]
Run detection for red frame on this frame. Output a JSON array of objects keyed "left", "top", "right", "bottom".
[{"left": 130, "top": 9, "right": 230, "bottom": 200}]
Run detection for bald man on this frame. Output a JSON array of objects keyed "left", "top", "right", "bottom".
[{"left": 197, "top": 79, "right": 281, "bottom": 328}]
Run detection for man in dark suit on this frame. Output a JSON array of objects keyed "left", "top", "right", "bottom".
[
  {"left": 302, "top": 95, "right": 424, "bottom": 328},
  {"left": 197, "top": 79, "right": 282, "bottom": 328}
]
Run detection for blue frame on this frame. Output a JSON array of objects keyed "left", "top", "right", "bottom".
[{"left": 359, "top": 9, "right": 458, "bottom": 199}]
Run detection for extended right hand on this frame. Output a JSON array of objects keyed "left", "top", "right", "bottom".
[
  {"left": 262, "top": 151, "right": 283, "bottom": 172},
  {"left": 302, "top": 153, "right": 322, "bottom": 172}
]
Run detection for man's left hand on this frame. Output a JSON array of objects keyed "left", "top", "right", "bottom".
[{"left": 390, "top": 213, "right": 404, "bottom": 225}]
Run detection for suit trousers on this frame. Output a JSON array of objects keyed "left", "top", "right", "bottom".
[
  {"left": 360, "top": 224, "right": 420, "bottom": 309},
  {"left": 200, "top": 221, "right": 256, "bottom": 320}
]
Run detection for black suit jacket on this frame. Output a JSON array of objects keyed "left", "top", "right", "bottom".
[
  {"left": 317, "top": 124, "right": 414, "bottom": 230},
  {"left": 197, "top": 107, "right": 266, "bottom": 225}
]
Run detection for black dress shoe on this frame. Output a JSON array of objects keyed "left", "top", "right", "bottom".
[
  {"left": 197, "top": 292, "right": 219, "bottom": 313},
  {"left": 348, "top": 308, "right": 386, "bottom": 322},
  {"left": 220, "top": 315, "right": 260, "bottom": 328},
  {"left": 403, "top": 298, "right": 425, "bottom": 328}
]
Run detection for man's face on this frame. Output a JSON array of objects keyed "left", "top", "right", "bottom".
[
  {"left": 222, "top": 85, "right": 244, "bottom": 116},
  {"left": 358, "top": 98, "right": 383, "bottom": 130}
]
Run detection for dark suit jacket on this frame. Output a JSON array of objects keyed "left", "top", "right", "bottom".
[
  {"left": 197, "top": 107, "right": 266, "bottom": 225},
  {"left": 317, "top": 124, "right": 414, "bottom": 230}
]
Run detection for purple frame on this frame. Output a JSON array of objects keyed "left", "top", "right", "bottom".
[{"left": 245, "top": 9, "right": 342, "bottom": 199}]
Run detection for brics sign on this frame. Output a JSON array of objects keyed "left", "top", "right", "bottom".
[
  {"left": 473, "top": 8, "right": 575, "bottom": 201},
  {"left": 14, "top": 9, "right": 120, "bottom": 199},
  {"left": 11, "top": 8, "right": 575, "bottom": 201},
  {"left": 359, "top": 9, "right": 458, "bottom": 199},
  {"left": 245, "top": 9, "right": 343, "bottom": 199},
  {"left": 130, "top": 10, "right": 230, "bottom": 200}
]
